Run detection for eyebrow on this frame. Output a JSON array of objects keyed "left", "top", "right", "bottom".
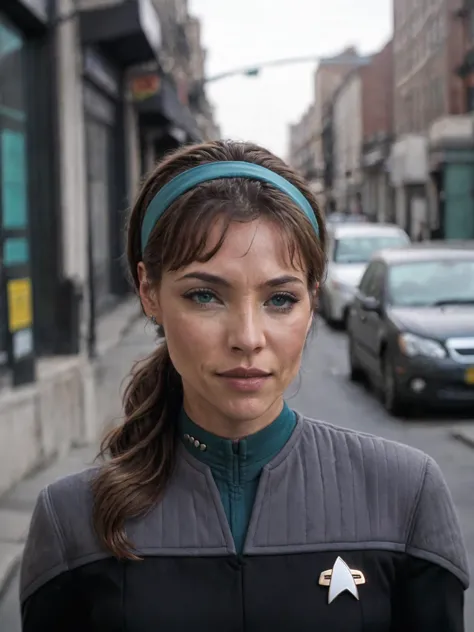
[{"left": 176, "top": 272, "right": 304, "bottom": 288}]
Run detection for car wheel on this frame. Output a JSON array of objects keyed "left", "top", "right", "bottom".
[
  {"left": 348, "top": 337, "right": 364, "bottom": 382},
  {"left": 382, "top": 352, "right": 408, "bottom": 417}
]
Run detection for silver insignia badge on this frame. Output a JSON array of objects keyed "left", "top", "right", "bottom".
[{"left": 318, "top": 557, "right": 366, "bottom": 604}]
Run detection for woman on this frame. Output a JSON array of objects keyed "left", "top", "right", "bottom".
[{"left": 20, "top": 140, "right": 469, "bottom": 631}]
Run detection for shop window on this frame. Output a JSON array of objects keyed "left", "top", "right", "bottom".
[{"left": 0, "top": 15, "right": 29, "bottom": 372}]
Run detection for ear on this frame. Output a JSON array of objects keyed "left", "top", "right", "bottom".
[
  {"left": 311, "top": 281, "right": 320, "bottom": 311},
  {"left": 137, "top": 262, "right": 162, "bottom": 323}
]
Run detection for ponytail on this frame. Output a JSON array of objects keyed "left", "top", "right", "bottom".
[{"left": 92, "top": 342, "right": 182, "bottom": 560}]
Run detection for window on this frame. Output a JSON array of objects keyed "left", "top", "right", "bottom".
[
  {"left": 388, "top": 260, "right": 474, "bottom": 306},
  {"left": 435, "top": 76, "right": 444, "bottom": 115},
  {"left": 333, "top": 234, "right": 409, "bottom": 264},
  {"left": 359, "top": 264, "right": 376, "bottom": 295},
  {"left": 0, "top": 15, "right": 28, "bottom": 369},
  {"left": 368, "top": 262, "right": 386, "bottom": 300},
  {"left": 359, "top": 262, "right": 386, "bottom": 298}
]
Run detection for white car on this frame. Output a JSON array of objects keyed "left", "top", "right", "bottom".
[{"left": 320, "top": 223, "right": 410, "bottom": 327}]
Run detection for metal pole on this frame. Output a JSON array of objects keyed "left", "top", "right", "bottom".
[{"left": 203, "top": 54, "right": 372, "bottom": 85}]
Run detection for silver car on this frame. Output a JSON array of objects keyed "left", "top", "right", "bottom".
[{"left": 320, "top": 223, "right": 410, "bottom": 327}]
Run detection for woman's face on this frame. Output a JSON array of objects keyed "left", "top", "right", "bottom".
[{"left": 141, "top": 218, "right": 314, "bottom": 429}]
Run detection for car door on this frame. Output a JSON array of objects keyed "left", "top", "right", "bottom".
[
  {"left": 359, "top": 262, "right": 387, "bottom": 379},
  {"left": 349, "top": 262, "right": 376, "bottom": 368}
]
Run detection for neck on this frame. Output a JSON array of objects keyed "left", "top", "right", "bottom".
[{"left": 182, "top": 394, "right": 284, "bottom": 440}]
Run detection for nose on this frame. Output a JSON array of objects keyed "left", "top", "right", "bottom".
[{"left": 227, "top": 302, "right": 266, "bottom": 355}]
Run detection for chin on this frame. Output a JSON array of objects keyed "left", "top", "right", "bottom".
[{"left": 214, "top": 396, "right": 276, "bottom": 422}]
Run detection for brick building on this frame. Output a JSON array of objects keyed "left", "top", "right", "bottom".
[
  {"left": 288, "top": 47, "right": 364, "bottom": 213},
  {"left": 393, "top": 0, "right": 465, "bottom": 135},
  {"left": 331, "top": 42, "right": 393, "bottom": 219},
  {"left": 390, "top": 0, "right": 474, "bottom": 240}
]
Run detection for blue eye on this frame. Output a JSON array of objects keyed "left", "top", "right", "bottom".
[
  {"left": 268, "top": 293, "right": 298, "bottom": 310},
  {"left": 186, "top": 290, "right": 217, "bottom": 305}
]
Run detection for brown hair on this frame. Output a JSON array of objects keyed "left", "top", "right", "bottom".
[{"left": 92, "top": 139, "right": 327, "bottom": 559}]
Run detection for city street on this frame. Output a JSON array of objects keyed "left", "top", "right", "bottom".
[{"left": 0, "top": 317, "right": 473, "bottom": 630}]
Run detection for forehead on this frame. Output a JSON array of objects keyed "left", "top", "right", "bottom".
[{"left": 190, "top": 219, "right": 305, "bottom": 278}]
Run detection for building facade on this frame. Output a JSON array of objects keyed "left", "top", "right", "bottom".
[
  {"left": 0, "top": 0, "right": 220, "bottom": 493},
  {"left": 288, "top": 47, "right": 364, "bottom": 213},
  {"left": 288, "top": 105, "right": 317, "bottom": 178},
  {"left": 390, "top": 0, "right": 473, "bottom": 239},
  {"left": 186, "top": 15, "right": 221, "bottom": 140},
  {"left": 152, "top": 0, "right": 220, "bottom": 144},
  {"left": 360, "top": 40, "right": 394, "bottom": 223},
  {"left": 1, "top": 0, "right": 217, "bottom": 386},
  {"left": 1, "top": 0, "right": 52, "bottom": 387},
  {"left": 332, "top": 70, "right": 363, "bottom": 213}
]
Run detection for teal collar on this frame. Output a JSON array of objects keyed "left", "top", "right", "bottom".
[{"left": 179, "top": 403, "right": 296, "bottom": 483}]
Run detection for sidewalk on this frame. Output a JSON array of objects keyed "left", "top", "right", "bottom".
[
  {"left": 451, "top": 425, "right": 474, "bottom": 450},
  {"left": 0, "top": 296, "right": 142, "bottom": 498},
  {"left": 0, "top": 301, "right": 152, "bottom": 602}
]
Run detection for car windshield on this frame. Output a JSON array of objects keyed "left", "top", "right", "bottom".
[
  {"left": 388, "top": 259, "right": 474, "bottom": 307},
  {"left": 333, "top": 234, "right": 408, "bottom": 264}
]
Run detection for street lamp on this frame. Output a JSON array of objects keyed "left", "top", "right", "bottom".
[{"left": 201, "top": 54, "right": 372, "bottom": 85}]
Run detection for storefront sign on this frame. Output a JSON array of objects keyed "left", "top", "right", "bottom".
[
  {"left": 131, "top": 74, "right": 161, "bottom": 101},
  {"left": 7, "top": 277, "right": 33, "bottom": 332}
]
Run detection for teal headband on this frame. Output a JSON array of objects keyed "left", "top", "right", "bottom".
[{"left": 140, "top": 161, "right": 320, "bottom": 253}]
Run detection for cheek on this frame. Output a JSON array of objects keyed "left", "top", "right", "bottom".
[
  {"left": 272, "top": 315, "right": 310, "bottom": 364},
  {"left": 162, "top": 309, "right": 218, "bottom": 375}
]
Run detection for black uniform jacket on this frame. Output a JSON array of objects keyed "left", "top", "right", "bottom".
[{"left": 20, "top": 415, "right": 470, "bottom": 631}]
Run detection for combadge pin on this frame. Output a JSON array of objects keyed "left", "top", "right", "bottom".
[{"left": 318, "top": 557, "right": 366, "bottom": 604}]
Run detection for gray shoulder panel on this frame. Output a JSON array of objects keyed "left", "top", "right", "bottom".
[
  {"left": 20, "top": 448, "right": 233, "bottom": 603},
  {"left": 406, "top": 455, "right": 470, "bottom": 588},
  {"left": 20, "top": 467, "right": 99, "bottom": 603},
  {"left": 244, "top": 415, "right": 469, "bottom": 588}
]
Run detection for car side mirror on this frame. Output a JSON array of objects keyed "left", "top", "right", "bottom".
[{"left": 361, "top": 296, "right": 381, "bottom": 313}]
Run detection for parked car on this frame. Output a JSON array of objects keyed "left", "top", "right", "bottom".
[
  {"left": 326, "top": 212, "right": 369, "bottom": 225},
  {"left": 320, "top": 223, "right": 410, "bottom": 327},
  {"left": 347, "top": 242, "right": 474, "bottom": 416}
]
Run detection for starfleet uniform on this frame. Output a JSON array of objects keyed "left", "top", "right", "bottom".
[{"left": 20, "top": 406, "right": 469, "bottom": 631}]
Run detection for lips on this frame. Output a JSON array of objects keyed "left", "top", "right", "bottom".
[
  {"left": 217, "top": 367, "right": 272, "bottom": 378},
  {"left": 216, "top": 367, "right": 272, "bottom": 393}
]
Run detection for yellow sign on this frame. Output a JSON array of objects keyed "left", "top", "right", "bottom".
[
  {"left": 465, "top": 367, "right": 474, "bottom": 385},
  {"left": 7, "top": 278, "right": 33, "bottom": 332}
]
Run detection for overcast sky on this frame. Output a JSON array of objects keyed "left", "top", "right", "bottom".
[{"left": 189, "top": 0, "right": 392, "bottom": 159}]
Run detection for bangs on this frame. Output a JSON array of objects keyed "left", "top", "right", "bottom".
[{"left": 159, "top": 200, "right": 311, "bottom": 276}]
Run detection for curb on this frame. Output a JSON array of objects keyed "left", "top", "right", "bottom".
[
  {"left": 450, "top": 429, "right": 474, "bottom": 450},
  {"left": 0, "top": 543, "right": 22, "bottom": 600}
]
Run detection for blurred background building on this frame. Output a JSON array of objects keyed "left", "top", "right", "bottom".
[
  {"left": 0, "top": 0, "right": 219, "bottom": 493},
  {"left": 288, "top": 0, "right": 474, "bottom": 243}
]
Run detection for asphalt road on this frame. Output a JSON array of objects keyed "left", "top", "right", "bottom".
[{"left": 1, "top": 318, "right": 473, "bottom": 630}]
